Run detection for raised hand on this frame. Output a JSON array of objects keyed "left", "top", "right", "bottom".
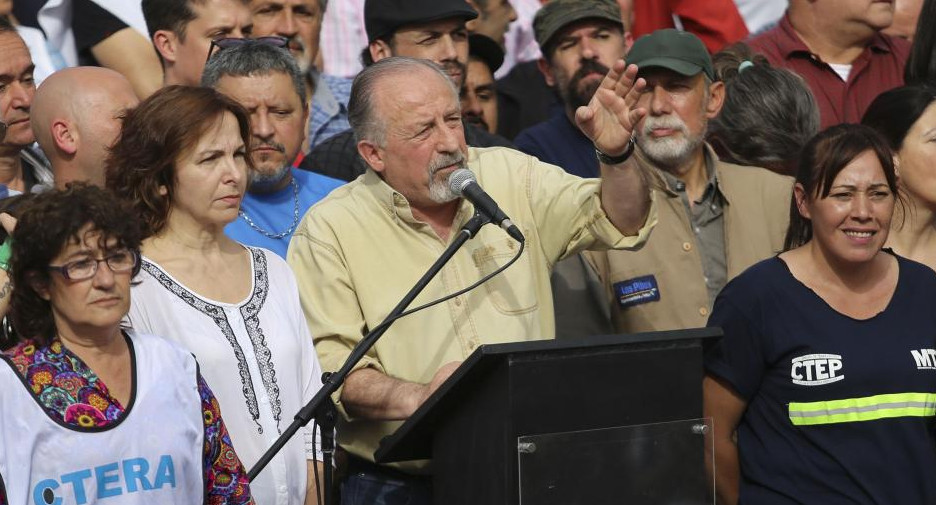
[{"left": 574, "top": 61, "right": 647, "bottom": 158}]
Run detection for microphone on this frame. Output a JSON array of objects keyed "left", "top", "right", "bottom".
[{"left": 448, "top": 169, "right": 524, "bottom": 243}]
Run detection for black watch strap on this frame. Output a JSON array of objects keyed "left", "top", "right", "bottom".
[{"left": 595, "top": 135, "right": 636, "bottom": 165}]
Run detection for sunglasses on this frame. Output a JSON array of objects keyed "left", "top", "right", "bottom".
[{"left": 205, "top": 36, "right": 290, "bottom": 64}]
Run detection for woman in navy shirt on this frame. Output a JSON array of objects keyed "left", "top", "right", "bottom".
[{"left": 704, "top": 124, "right": 936, "bottom": 505}]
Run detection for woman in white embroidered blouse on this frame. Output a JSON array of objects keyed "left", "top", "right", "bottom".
[{"left": 105, "top": 86, "right": 324, "bottom": 505}]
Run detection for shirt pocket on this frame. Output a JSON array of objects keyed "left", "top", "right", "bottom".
[{"left": 470, "top": 236, "right": 538, "bottom": 315}]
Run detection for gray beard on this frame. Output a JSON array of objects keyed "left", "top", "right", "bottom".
[
  {"left": 637, "top": 134, "right": 703, "bottom": 170},
  {"left": 249, "top": 164, "right": 291, "bottom": 193}
]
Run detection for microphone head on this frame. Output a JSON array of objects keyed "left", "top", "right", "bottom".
[{"left": 447, "top": 168, "right": 476, "bottom": 196}]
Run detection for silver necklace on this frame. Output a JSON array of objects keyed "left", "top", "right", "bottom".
[{"left": 239, "top": 177, "right": 300, "bottom": 239}]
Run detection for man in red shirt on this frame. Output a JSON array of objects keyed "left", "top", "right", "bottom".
[{"left": 748, "top": 0, "right": 910, "bottom": 129}]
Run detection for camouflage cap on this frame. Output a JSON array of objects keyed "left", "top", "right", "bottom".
[{"left": 533, "top": 0, "right": 623, "bottom": 51}]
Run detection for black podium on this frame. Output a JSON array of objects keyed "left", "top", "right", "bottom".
[{"left": 375, "top": 328, "right": 721, "bottom": 505}]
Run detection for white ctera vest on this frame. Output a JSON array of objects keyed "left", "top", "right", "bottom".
[{"left": 0, "top": 331, "right": 207, "bottom": 504}]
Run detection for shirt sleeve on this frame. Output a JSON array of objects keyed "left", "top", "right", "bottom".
[
  {"left": 72, "top": 0, "right": 128, "bottom": 50},
  {"left": 704, "top": 281, "right": 768, "bottom": 400},
  {"left": 671, "top": 0, "right": 748, "bottom": 53},
  {"left": 199, "top": 373, "right": 255, "bottom": 504},
  {"left": 283, "top": 254, "right": 326, "bottom": 461},
  {"left": 519, "top": 153, "right": 656, "bottom": 264}
]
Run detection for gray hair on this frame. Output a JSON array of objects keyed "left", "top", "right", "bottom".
[
  {"left": 201, "top": 41, "right": 307, "bottom": 104},
  {"left": 348, "top": 56, "right": 458, "bottom": 146},
  {"left": 708, "top": 43, "right": 819, "bottom": 175}
]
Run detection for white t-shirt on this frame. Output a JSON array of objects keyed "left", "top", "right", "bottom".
[
  {"left": 829, "top": 62, "right": 853, "bottom": 82},
  {"left": 128, "top": 246, "right": 324, "bottom": 505}
]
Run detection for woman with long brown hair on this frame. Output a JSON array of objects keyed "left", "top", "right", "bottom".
[{"left": 107, "top": 86, "right": 323, "bottom": 505}]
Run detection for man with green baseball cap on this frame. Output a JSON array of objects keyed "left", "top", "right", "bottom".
[
  {"left": 625, "top": 28, "right": 715, "bottom": 81},
  {"left": 584, "top": 28, "right": 793, "bottom": 339}
]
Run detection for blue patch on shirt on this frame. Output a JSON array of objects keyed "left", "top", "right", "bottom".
[{"left": 614, "top": 275, "right": 661, "bottom": 309}]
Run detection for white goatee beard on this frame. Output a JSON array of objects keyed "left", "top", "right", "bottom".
[
  {"left": 637, "top": 115, "right": 706, "bottom": 170},
  {"left": 427, "top": 152, "right": 466, "bottom": 204}
]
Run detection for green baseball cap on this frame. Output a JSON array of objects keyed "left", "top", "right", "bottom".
[
  {"left": 626, "top": 29, "right": 715, "bottom": 81},
  {"left": 533, "top": 0, "right": 623, "bottom": 50}
]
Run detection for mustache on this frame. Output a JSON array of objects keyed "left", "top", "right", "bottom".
[
  {"left": 642, "top": 115, "right": 689, "bottom": 136},
  {"left": 464, "top": 114, "right": 489, "bottom": 131},
  {"left": 252, "top": 140, "right": 286, "bottom": 153},
  {"left": 429, "top": 151, "right": 466, "bottom": 175},
  {"left": 285, "top": 35, "right": 306, "bottom": 53},
  {"left": 440, "top": 60, "right": 467, "bottom": 78},
  {"left": 571, "top": 59, "right": 611, "bottom": 84}
]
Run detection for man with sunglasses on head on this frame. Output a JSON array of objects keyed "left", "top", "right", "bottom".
[
  {"left": 203, "top": 40, "right": 343, "bottom": 259},
  {"left": 142, "top": 0, "right": 253, "bottom": 87},
  {"left": 248, "top": 0, "right": 353, "bottom": 149}
]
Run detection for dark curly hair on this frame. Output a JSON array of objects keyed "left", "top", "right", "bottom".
[
  {"left": 105, "top": 85, "right": 253, "bottom": 239},
  {"left": 9, "top": 184, "right": 143, "bottom": 347}
]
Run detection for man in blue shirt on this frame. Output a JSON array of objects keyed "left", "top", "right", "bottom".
[
  {"left": 202, "top": 39, "right": 343, "bottom": 257},
  {"left": 514, "top": 0, "right": 632, "bottom": 178}
]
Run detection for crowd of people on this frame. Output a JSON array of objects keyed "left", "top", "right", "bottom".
[{"left": 0, "top": 0, "right": 935, "bottom": 504}]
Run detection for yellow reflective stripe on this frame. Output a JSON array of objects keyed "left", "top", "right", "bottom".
[{"left": 789, "top": 392, "right": 936, "bottom": 426}]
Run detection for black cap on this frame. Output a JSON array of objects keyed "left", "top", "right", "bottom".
[
  {"left": 468, "top": 33, "right": 504, "bottom": 73},
  {"left": 365, "top": 0, "right": 478, "bottom": 43}
]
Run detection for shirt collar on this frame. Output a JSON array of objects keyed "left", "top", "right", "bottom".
[
  {"left": 654, "top": 144, "right": 728, "bottom": 205},
  {"left": 362, "top": 161, "right": 476, "bottom": 233},
  {"left": 776, "top": 13, "right": 892, "bottom": 60}
]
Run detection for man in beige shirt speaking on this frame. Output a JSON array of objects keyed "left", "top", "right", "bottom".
[{"left": 287, "top": 52, "right": 655, "bottom": 503}]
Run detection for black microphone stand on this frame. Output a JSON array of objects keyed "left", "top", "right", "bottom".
[{"left": 248, "top": 212, "right": 490, "bottom": 503}]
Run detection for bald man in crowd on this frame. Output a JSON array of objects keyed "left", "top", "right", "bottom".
[{"left": 31, "top": 67, "right": 140, "bottom": 188}]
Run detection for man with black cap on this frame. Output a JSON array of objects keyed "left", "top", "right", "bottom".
[
  {"left": 516, "top": 0, "right": 632, "bottom": 179},
  {"left": 298, "top": 0, "right": 511, "bottom": 182},
  {"left": 461, "top": 33, "right": 503, "bottom": 134},
  {"left": 585, "top": 28, "right": 792, "bottom": 334}
]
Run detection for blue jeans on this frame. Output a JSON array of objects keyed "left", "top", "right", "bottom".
[{"left": 340, "top": 459, "right": 433, "bottom": 505}]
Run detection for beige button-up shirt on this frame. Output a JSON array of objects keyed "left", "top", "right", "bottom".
[{"left": 287, "top": 146, "right": 656, "bottom": 469}]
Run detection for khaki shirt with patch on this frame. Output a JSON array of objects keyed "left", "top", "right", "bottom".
[{"left": 586, "top": 147, "right": 792, "bottom": 334}]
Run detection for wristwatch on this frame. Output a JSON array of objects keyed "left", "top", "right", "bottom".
[{"left": 595, "top": 135, "right": 636, "bottom": 165}]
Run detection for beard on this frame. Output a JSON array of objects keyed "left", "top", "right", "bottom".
[
  {"left": 249, "top": 163, "right": 291, "bottom": 192},
  {"left": 558, "top": 59, "right": 610, "bottom": 110},
  {"left": 288, "top": 36, "right": 313, "bottom": 74},
  {"left": 249, "top": 140, "right": 291, "bottom": 192},
  {"left": 427, "top": 151, "right": 467, "bottom": 204},
  {"left": 636, "top": 114, "right": 706, "bottom": 170}
]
